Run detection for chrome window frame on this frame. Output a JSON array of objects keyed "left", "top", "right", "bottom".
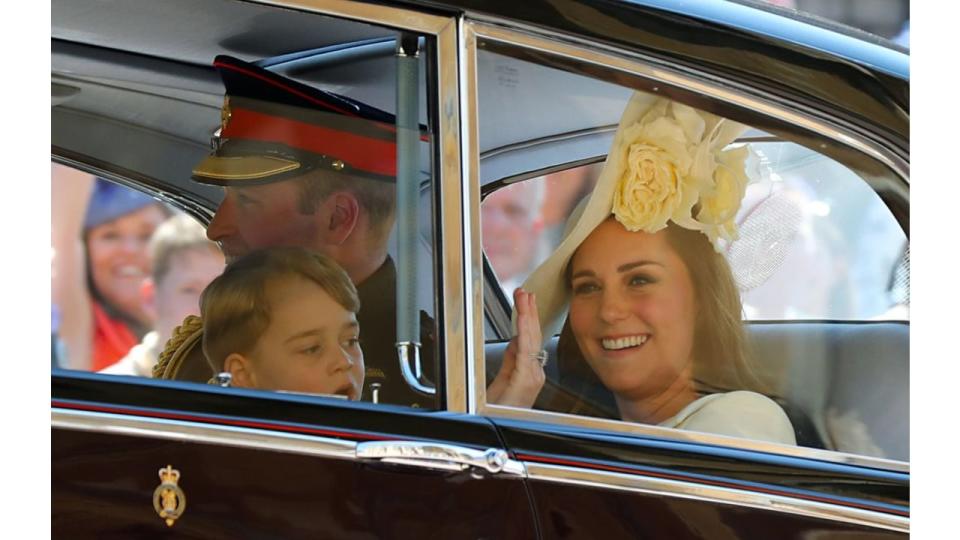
[
  {"left": 461, "top": 19, "right": 910, "bottom": 474},
  {"left": 246, "top": 0, "right": 469, "bottom": 413}
]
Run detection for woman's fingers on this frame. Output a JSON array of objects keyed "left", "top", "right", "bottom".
[
  {"left": 490, "top": 288, "right": 546, "bottom": 408},
  {"left": 515, "top": 289, "right": 541, "bottom": 359}
]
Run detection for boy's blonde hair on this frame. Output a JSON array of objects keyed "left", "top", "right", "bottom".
[
  {"left": 200, "top": 246, "right": 359, "bottom": 372},
  {"left": 149, "top": 214, "right": 220, "bottom": 284}
]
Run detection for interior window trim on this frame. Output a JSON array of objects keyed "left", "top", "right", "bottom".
[{"left": 461, "top": 18, "right": 908, "bottom": 473}]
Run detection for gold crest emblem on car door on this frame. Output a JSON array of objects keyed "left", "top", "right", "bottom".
[{"left": 152, "top": 465, "right": 186, "bottom": 527}]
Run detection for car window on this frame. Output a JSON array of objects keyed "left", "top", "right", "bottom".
[
  {"left": 52, "top": 8, "right": 443, "bottom": 411},
  {"left": 477, "top": 46, "right": 909, "bottom": 462},
  {"left": 484, "top": 147, "right": 908, "bottom": 322},
  {"left": 51, "top": 164, "right": 214, "bottom": 373}
]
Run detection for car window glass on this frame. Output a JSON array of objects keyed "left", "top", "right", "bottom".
[
  {"left": 51, "top": 11, "right": 442, "bottom": 411},
  {"left": 51, "top": 164, "right": 216, "bottom": 375},
  {"left": 484, "top": 151, "right": 908, "bottom": 322},
  {"left": 477, "top": 46, "right": 908, "bottom": 462}
]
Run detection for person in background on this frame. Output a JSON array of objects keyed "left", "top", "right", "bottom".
[
  {"left": 52, "top": 165, "right": 167, "bottom": 370},
  {"left": 481, "top": 180, "right": 546, "bottom": 293},
  {"left": 102, "top": 215, "right": 224, "bottom": 377}
]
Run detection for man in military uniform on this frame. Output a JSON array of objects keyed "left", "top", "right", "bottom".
[{"left": 190, "top": 55, "right": 434, "bottom": 408}]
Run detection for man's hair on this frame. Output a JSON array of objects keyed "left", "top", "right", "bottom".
[
  {"left": 200, "top": 246, "right": 360, "bottom": 372},
  {"left": 296, "top": 170, "right": 396, "bottom": 240},
  {"left": 149, "top": 214, "right": 219, "bottom": 284}
]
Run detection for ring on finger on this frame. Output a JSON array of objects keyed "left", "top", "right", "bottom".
[{"left": 529, "top": 349, "right": 548, "bottom": 367}]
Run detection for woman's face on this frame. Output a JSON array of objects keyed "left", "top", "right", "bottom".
[
  {"left": 568, "top": 219, "right": 697, "bottom": 401},
  {"left": 86, "top": 205, "right": 166, "bottom": 322}
]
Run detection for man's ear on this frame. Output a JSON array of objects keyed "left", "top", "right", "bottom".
[
  {"left": 323, "top": 192, "right": 360, "bottom": 245},
  {"left": 224, "top": 352, "right": 256, "bottom": 389}
]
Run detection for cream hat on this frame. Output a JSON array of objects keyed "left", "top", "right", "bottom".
[{"left": 515, "top": 92, "right": 751, "bottom": 343}]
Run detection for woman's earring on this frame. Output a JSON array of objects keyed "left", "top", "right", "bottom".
[{"left": 211, "top": 372, "right": 232, "bottom": 387}]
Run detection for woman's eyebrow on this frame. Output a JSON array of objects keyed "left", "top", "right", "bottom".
[
  {"left": 617, "top": 260, "right": 663, "bottom": 272},
  {"left": 571, "top": 269, "right": 596, "bottom": 280}
]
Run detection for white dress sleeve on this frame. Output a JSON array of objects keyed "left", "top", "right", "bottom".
[{"left": 664, "top": 391, "right": 797, "bottom": 446}]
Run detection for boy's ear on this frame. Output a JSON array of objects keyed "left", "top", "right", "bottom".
[
  {"left": 224, "top": 352, "right": 256, "bottom": 388},
  {"left": 320, "top": 192, "right": 359, "bottom": 245},
  {"left": 139, "top": 277, "right": 157, "bottom": 323}
]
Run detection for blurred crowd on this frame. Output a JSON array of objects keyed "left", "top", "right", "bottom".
[
  {"left": 481, "top": 164, "right": 601, "bottom": 295},
  {"left": 51, "top": 163, "right": 224, "bottom": 375}
]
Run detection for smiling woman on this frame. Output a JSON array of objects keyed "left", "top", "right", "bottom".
[
  {"left": 495, "top": 93, "right": 797, "bottom": 444},
  {"left": 561, "top": 219, "right": 795, "bottom": 444}
]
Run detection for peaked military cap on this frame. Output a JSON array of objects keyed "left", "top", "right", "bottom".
[{"left": 192, "top": 55, "right": 401, "bottom": 185}]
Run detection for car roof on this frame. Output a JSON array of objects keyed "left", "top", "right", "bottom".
[{"left": 52, "top": 0, "right": 908, "bottom": 205}]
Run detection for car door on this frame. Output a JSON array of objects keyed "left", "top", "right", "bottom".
[
  {"left": 463, "top": 7, "right": 909, "bottom": 538},
  {"left": 53, "top": 374, "right": 536, "bottom": 538},
  {"left": 52, "top": 1, "right": 538, "bottom": 537}
]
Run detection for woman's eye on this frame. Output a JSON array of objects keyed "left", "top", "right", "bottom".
[
  {"left": 344, "top": 337, "right": 361, "bottom": 349},
  {"left": 572, "top": 282, "right": 599, "bottom": 295},
  {"left": 628, "top": 274, "right": 655, "bottom": 287}
]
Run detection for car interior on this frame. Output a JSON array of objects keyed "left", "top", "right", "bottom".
[{"left": 53, "top": 0, "right": 908, "bottom": 465}]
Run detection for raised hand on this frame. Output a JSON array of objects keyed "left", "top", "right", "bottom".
[{"left": 487, "top": 288, "right": 545, "bottom": 408}]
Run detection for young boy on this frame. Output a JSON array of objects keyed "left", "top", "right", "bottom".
[{"left": 200, "top": 246, "right": 365, "bottom": 400}]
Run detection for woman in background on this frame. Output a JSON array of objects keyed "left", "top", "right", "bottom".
[{"left": 52, "top": 165, "right": 167, "bottom": 370}]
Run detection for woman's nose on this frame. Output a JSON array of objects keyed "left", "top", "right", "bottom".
[
  {"left": 206, "top": 197, "right": 236, "bottom": 243},
  {"left": 121, "top": 235, "right": 142, "bottom": 253},
  {"left": 598, "top": 288, "right": 629, "bottom": 323}
]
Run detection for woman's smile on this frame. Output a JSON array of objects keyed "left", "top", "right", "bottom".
[
  {"left": 569, "top": 218, "right": 697, "bottom": 399},
  {"left": 600, "top": 333, "right": 649, "bottom": 352}
]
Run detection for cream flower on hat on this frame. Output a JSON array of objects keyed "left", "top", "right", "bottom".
[{"left": 514, "top": 93, "right": 752, "bottom": 344}]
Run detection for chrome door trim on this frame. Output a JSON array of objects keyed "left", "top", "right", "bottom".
[
  {"left": 461, "top": 19, "right": 909, "bottom": 474},
  {"left": 526, "top": 462, "right": 909, "bottom": 533},
  {"left": 460, "top": 16, "right": 485, "bottom": 415},
  {"left": 250, "top": 0, "right": 450, "bottom": 34},
  {"left": 53, "top": 408, "right": 357, "bottom": 461},
  {"left": 435, "top": 18, "right": 469, "bottom": 414}
]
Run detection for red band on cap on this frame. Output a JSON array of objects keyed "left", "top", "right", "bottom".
[{"left": 224, "top": 107, "right": 397, "bottom": 177}]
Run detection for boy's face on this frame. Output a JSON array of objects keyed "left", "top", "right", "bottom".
[
  {"left": 239, "top": 276, "right": 364, "bottom": 400},
  {"left": 153, "top": 247, "right": 225, "bottom": 344}
]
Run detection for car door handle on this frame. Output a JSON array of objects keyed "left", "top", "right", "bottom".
[{"left": 356, "top": 441, "right": 523, "bottom": 476}]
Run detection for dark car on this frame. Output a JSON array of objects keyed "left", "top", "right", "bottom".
[{"left": 52, "top": 0, "right": 908, "bottom": 537}]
